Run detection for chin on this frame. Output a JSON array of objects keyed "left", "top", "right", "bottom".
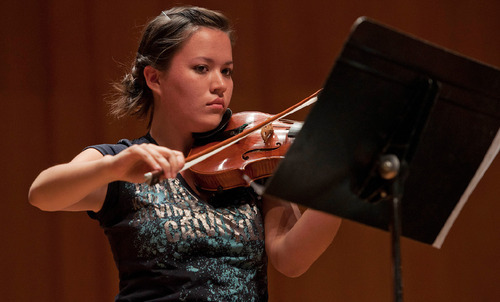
[{"left": 196, "top": 115, "right": 225, "bottom": 133}]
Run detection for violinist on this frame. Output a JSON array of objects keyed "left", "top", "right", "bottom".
[{"left": 28, "top": 6, "right": 341, "bottom": 301}]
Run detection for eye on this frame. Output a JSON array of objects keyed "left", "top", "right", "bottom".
[
  {"left": 221, "top": 67, "right": 233, "bottom": 77},
  {"left": 194, "top": 65, "right": 209, "bottom": 74}
]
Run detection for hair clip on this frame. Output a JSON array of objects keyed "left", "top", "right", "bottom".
[{"left": 161, "top": 11, "right": 171, "bottom": 21}]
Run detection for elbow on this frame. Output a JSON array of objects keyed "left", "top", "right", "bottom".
[
  {"left": 28, "top": 185, "right": 54, "bottom": 212},
  {"left": 28, "top": 185, "right": 44, "bottom": 210},
  {"left": 268, "top": 248, "right": 312, "bottom": 278},
  {"left": 274, "top": 263, "right": 310, "bottom": 278}
]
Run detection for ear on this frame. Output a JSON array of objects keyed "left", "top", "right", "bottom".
[{"left": 143, "top": 66, "right": 162, "bottom": 96}]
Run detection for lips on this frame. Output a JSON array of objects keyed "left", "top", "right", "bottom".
[{"left": 207, "top": 98, "right": 225, "bottom": 109}]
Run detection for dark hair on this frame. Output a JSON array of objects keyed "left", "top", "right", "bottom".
[{"left": 111, "top": 6, "right": 234, "bottom": 127}]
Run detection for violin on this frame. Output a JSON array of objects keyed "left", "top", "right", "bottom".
[
  {"left": 144, "top": 89, "right": 321, "bottom": 190},
  {"left": 188, "top": 111, "right": 303, "bottom": 191}
]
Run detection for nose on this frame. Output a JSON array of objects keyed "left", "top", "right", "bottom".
[{"left": 210, "top": 72, "right": 228, "bottom": 96}]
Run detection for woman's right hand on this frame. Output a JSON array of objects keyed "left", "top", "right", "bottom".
[{"left": 107, "top": 143, "right": 185, "bottom": 184}]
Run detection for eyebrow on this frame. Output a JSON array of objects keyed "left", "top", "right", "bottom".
[{"left": 195, "top": 57, "right": 233, "bottom": 65}]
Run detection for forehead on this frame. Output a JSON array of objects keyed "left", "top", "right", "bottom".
[{"left": 175, "top": 27, "right": 233, "bottom": 60}]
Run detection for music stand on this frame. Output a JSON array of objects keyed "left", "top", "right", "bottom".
[{"left": 264, "top": 17, "right": 500, "bottom": 302}]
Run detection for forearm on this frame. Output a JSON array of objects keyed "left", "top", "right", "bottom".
[
  {"left": 282, "top": 209, "right": 341, "bottom": 276},
  {"left": 266, "top": 202, "right": 342, "bottom": 277},
  {"left": 28, "top": 156, "right": 114, "bottom": 212}
]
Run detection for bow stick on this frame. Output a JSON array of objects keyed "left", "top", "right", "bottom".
[{"left": 144, "top": 89, "right": 321, "bottom": 185}]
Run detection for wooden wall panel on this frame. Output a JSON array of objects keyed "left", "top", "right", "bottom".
[{"left": 2, "top": 0, "right": 499, "bottom": 301}]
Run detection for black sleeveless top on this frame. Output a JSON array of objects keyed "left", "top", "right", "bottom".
[{"left": 87, "top": 134, "right": 268, "bottom": 301}]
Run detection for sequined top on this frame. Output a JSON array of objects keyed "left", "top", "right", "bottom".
[{"left": 87, "top": 134, "right": 268, "bottom": 301}]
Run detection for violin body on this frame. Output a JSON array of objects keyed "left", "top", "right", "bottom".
[{"left": 188, "top": 111, "right": 300, "bottom": 191}]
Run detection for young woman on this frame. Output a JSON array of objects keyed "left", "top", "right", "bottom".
[{"left": 29, "top": 6, "right": 341, "bottom": 301}]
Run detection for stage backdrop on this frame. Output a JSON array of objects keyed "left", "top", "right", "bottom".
[{"left": 2, "top": 0, "right": 499, "bottom": 301}]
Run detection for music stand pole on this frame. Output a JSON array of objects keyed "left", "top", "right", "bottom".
[
  {"left": 391, "top": 187, "right": 404, "bottom": 302},
  {"left": 379, "top": 154, "right": 405, "bottom": 302}
]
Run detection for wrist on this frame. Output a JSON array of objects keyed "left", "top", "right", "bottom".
[{"left": 100, "top": 155, "right": 122, "bottom": 183}]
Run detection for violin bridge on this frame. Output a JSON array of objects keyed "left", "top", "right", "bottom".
[{"left": 260, "top": 124, "right": 274, "bottom": 144}]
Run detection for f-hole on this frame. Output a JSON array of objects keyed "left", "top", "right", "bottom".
[{"left": 242, "top": 142, "right": 282, "bottom": 160}]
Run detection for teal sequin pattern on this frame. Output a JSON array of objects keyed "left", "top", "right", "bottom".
[{"left": 126, "top": 178, "right": 267, "bottom": 301}]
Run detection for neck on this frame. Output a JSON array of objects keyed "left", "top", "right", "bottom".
[{"left": 149, "top": 118, "right": 194, "bottom": 156}]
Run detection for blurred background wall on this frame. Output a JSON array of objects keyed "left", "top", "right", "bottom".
[{"left": 2, "top": 0, "right": 499, "bottom": 301}]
